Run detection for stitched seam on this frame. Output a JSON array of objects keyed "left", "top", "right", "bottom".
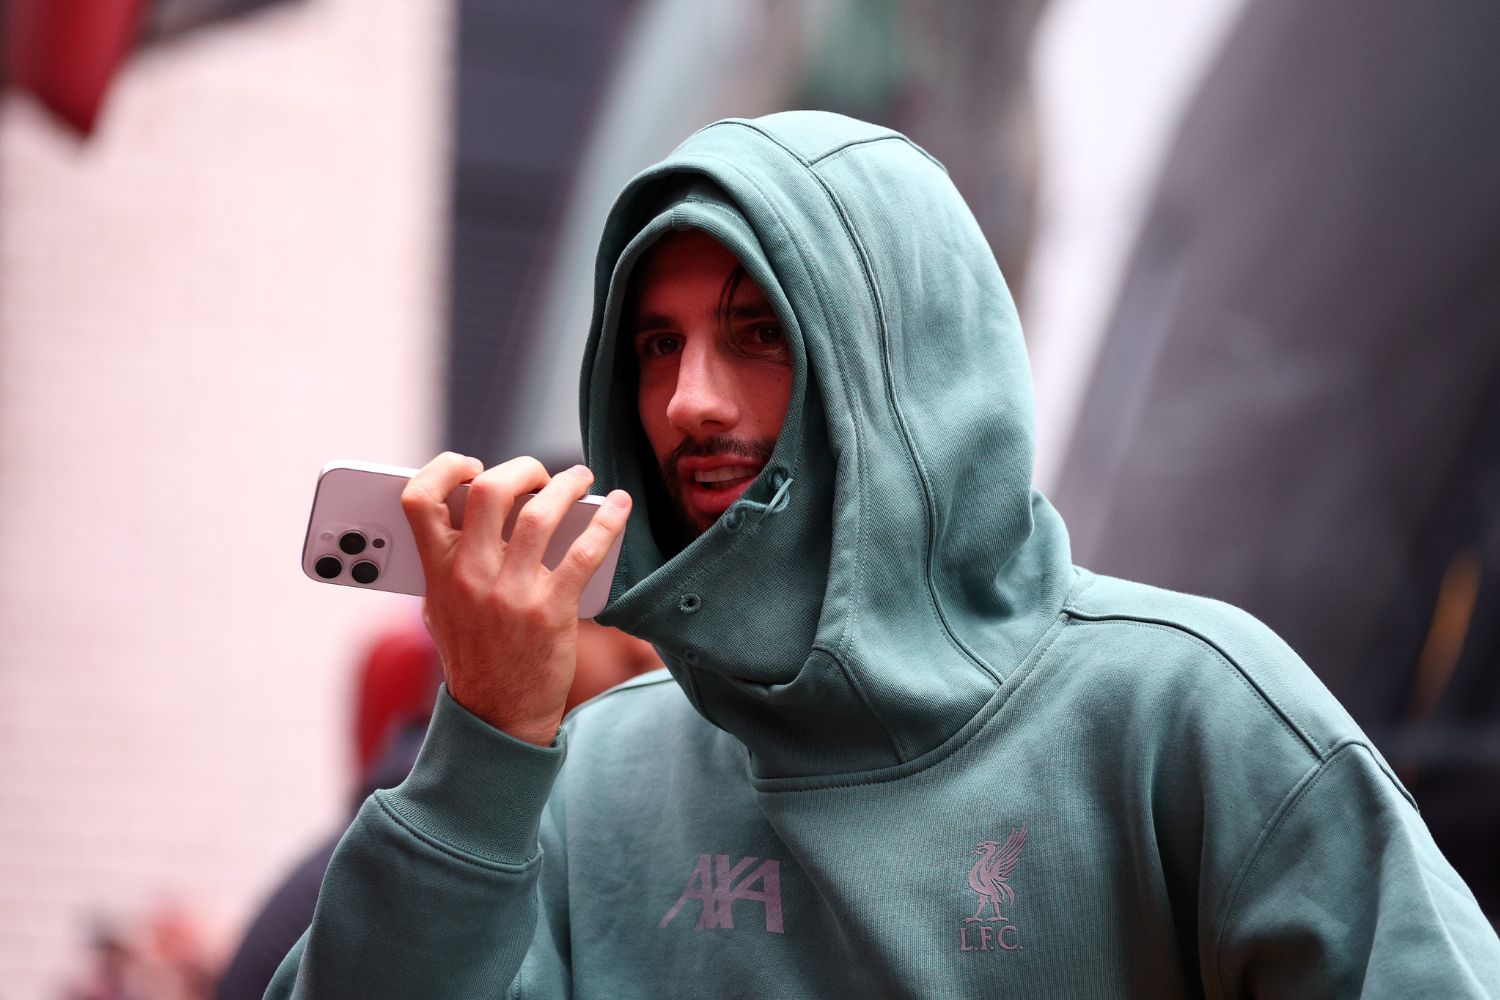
[
  {"left": 809, "top": 134, "right": 946, "bottom": 171},
  {"left": 676, "top": 128, "right": 978, "bottom": 677},
  {"left": 1210, "top": 742, "right": 1443, "bottom": 999},
  {"left": 1063, "top": 611, "right": 1324, "bottom": 757},
  {"left": 703, "top": 119, "right": 814, "bottom": 166},
  {"left": 371, "top": 791, "right": 542, "bottom": 873},
  {"left": 805, "top": 155, "right": 999, "bottom": 683},
  {"left": 1069, "top": 617, "right": 1318, "bottom": 756},
  {"left": 754, "top": 615, "right": 1067, "bottom": 793},
  {"left": 812, "top": 644, "right": 907, "bottom": 764},
  {"left": 1209, "top": 751, "right": 1331, "bottom": 1000}
]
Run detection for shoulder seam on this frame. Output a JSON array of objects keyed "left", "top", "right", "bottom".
[
  {"left": 1064, "top": 610, "right": 1324, "bottom": 759},
  {"left": 1210, "top": 747, "right": 1338, "bottom": 999},
  {"left": 1209, "top": 741, "right": 1431, "bottom": 999}
]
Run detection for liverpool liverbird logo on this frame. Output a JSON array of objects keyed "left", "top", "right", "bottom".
[{"left": 965, "top": 825, "right": 1028, "bottom": 923}]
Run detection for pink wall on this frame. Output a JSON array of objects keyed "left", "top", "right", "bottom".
[{"left": 0, "top": 2, "right": 450, "bottom": 993}]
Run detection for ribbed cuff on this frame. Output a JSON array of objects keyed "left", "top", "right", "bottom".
[{"left": 380, "top": 684, "right": 566, "bottom": 866}]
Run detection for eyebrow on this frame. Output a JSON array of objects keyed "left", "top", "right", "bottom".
[
  {"left": 630, "top": 313, "right": 677, "bottom": 335},
  {"left": 727, "top": 304, "right": 779, "bottom": 322},
  {"left": 629, "top": 304, "right": 780, "bottom": 336}
]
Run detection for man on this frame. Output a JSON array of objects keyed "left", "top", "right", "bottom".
[{"left": 270, "top": 112, "right": 1499, "bottom": 997}]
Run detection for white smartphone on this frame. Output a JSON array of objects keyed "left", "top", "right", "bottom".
[{"left": 301, "top": 460, "right": 624, "bottom": 618}]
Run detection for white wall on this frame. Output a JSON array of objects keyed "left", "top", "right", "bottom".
[
  {"left": 1024, "top": 0, "right": 1248, "bottom": 489},
  {"left": 0, "top": 1, "right": 451, "bottom": 993}
]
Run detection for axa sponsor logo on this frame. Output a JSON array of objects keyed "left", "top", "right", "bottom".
[
  {"left": 660, "top": 853, "right": 785, "bottom": 933},
  {"left": 960, "top": 825, "right": 1027, "bottom": 953}
]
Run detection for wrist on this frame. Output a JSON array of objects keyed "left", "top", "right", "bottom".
[{"left": 449, "top": 684, "right": 562, "bottom": 747}]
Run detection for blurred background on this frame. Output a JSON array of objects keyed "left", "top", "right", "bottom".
[{"left": 1, "top": 0, "right": 1496, "bottom": 995}]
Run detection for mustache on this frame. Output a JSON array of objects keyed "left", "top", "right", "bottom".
[{"left": 661, "top": 434, "right": 776, "bottom": 493}]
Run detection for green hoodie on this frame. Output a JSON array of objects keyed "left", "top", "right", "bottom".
[{"left": 269, "top": 112, "right": 1499, "bottom": 998}]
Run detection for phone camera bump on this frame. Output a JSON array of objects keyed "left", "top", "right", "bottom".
[
  {"left": 339, "top": 530, "right": 368, "bottom": 555},
  {"left": 315, "top": 555, "right": 343, "bottom": 579},
  {"left": 351, "top": 561, "right": 380, "bottom": 585}
]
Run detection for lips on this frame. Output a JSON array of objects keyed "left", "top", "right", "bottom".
[
  {"left": 676, "top": 456, "right": 765, "bottom": 520},
  {"left": 694, "top": 465, "right": 758, "bottom": 487}
]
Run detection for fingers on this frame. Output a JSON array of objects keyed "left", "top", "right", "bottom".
[
  {"left": 457, "top": 456, "right": 551, "bottom": 565},
  {"left": 401, "top": 452, "right": 483, "bottom": 569},
  {"left": 550, "top": 489, "right": 632, "bottom": 598},
  {"left": 502, "top": 465, "right": 596, "bottom": 570}
]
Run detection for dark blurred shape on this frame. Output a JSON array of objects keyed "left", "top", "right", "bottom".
[
  {"left": 2, "top": 0, "right": 151, "bottom": 135},
  {"left": 792, "top": 0, "right": 1047, "bottom": 296},
  {"left": 214, "top": 725, "right": 426, "bottom": 1000},
  {"left": 64, "top": 904, "right": 215, "bottom": 1000},
  {"left": 445, "top": 0, "right": 636, "bottom": 462},
  {"left": 216, "top": 613, "right": 660, "bottom": 1000},
  {"left": 351, "top": 621, "right": 441, "bottom": 781},
  {"left": 1056, "top": 0, "right": 1500, "bottom": 912},
  {"left": 0, "top": 0, "right": 298, "bottom": 136}
]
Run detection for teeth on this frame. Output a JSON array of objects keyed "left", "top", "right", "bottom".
[{"left": 696, "top": 465, "right": 755, "bottom": 485}]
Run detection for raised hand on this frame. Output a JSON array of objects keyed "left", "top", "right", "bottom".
[{"left": 400, "top": 453, "right": 632, "bottom": 746}]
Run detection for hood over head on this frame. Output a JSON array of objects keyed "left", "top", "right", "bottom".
[{"left": 580, "top": 111, "right": 1072, "bottom": 781}]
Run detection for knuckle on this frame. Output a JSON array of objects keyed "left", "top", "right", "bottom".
[
  {"left": 514, "top": 507, "right": 548, "bottom": 536},
  {"left": 569, "top": 540, "right": 602, "bottom": 570},
  {"left": 449, "top": 566, "right": 491, "bottom": 603},
  {"left": 518, "top": 602, "right": 553, "bottom": 632}
]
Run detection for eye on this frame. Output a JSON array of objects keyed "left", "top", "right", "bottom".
[
  {"left": 734, "top": 323, "right": 787, "bottom": 358},
  {"left": 636, "top": 333, "right": 682, "bottom": 359}
]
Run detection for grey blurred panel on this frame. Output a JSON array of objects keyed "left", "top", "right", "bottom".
[
  {"left": 1055, "top": 0, "right": 1500, "bottom": 913},
  {"left": 446, "top": 0, "right": 635, "bottom": 460},
  {"left": 794, "top": 0, "right": 1048, "bottom": 296},
  {"left": 1057, "top": 0, "right": 1500, "bottom": 705}
]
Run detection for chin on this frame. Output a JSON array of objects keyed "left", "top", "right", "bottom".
[{"left": 670, "top": 495, "right": 717, "bottom": 542}]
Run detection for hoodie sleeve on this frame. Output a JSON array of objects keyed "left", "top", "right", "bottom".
[
  {"left": 264, "top": 685, "right": 566, "bottom": 1000},
  {"left": 1214, "top": 741, "right": 1500, "bottom": 998}
]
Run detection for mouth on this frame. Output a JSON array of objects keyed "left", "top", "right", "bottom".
[
  {"left": 675, "top": 458, "right": 765, "bottom": 520},
  {"left": 691, "top": 464, "right": 760, "bottom": 490}
]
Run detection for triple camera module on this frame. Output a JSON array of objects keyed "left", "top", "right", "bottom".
[{"left": 314, "top": 529, "right": 385, "bottom": 585}]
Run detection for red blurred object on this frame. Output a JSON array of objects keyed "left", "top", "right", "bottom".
[
  {"left": 4, "top": 0, "right": 151, "bottom": 135},
  {"left": 353, "top": 624, "right": 441, "bottom": 779}
]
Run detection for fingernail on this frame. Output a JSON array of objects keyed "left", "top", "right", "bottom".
[
  {"left": 608, "top": 489, "right": 630, "bottom": 508},
  {"left": 573, "top": 464, "right": 593, "bottom": 477}
]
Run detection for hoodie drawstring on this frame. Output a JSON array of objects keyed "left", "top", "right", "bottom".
[{"left": 724, "top": 470, "right": 793, "bottom": 531}]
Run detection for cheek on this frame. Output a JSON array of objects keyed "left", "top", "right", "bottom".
[
  {"left": 636, "top": 376, "right": 674, "bottom": 456},
  {"left": 750, "top": 364, "right": 795, "bottom": 435}
]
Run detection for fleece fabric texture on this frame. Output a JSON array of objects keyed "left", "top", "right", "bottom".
[{"left": 268, "top": 112, "right": 1500, "bottom": 999}]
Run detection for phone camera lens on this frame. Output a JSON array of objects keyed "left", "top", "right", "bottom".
[
  {"left": 315, "top": 556, "right": 343, "bottom": 579},
  {"left": 351, "top": 561, "right": 379, "bottom": 585},
  {"left": 339, "top": 531, "right": 367, "bottom": 555}
]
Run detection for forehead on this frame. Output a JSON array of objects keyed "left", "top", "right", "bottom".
[{"left": 628, "top": 229, "right": 762, "bottom": 313}]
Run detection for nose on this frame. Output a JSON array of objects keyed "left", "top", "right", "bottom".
[{"left": 665, "top": 339, "right": 739, "bottom": 434}]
